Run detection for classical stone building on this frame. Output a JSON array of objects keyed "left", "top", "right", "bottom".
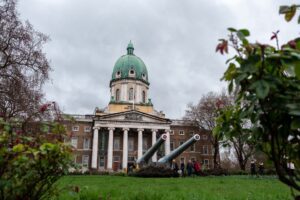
[{"left": 64, "top": 42, "right": 215, "bottom": 172}]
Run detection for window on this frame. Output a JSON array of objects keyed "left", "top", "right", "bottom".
[
  {"left": 179, "top": 141, "right": 184, "bottom": 146},
  {"left": 191, "top": 157, "right": 196, "bottom": 162},
  {"left": 142, "top": 91, "right": 146, "bottom": 103},
  {"left": 190, "top": 144, "right": 195, "bottom": 152},
  {"left": 179, "top": 130, "right": 184, "bottom": 135},
  {"left": 129, "top": 88, "right": 134, "bottom": 101},
  {"left": 99, "top": 156, "right": 105, "bottom": 167},
  {"left": 143, "top": 137, "right": 148, "bottom": 151},
  {"left": 71, "top": 137, "right": 78, "bottom": 148},
  {"left": 128, "top": 137, "right": 134, "bottom": 151},
  {"left": 203, "top": 145, "right": 208, "bottom": 155},
  {"left": 82, "top": 155, "right": 89, "bottom": 167},
  {"left": 83, "top": 138, "right": 90, "bottom": 149},
  {"left": 74, "top": 155, "right": 78, "bottom": 163},
  {"left": 204, "top": 159, "right": 209, "bottom": 167},
  {"left": 170, "top": 142, "right": 174, "bottom": 151},
  {"left": 113, "top": 137, "right": 120, "bottom": 150},
  {"left": 84, "top": 126, "right": 91, "bottom": 132},
  {"left": 129, "top": 69, "right": 135, "bottom": 75},
  {"left": 116, "top": 89, "right": 120, "bottom": 101},
  {"left": 202, "top": 135, "right": 207, "bottom": 140},
  {"left": 116, "top": 71, "right": 121, "bottom": 78},
  {"left": 169, "top": 130, "right": 174, "bottom": 135},
  {"left": 128, "top": 156, "right": 135, "bottom": 162},
  {"left": 189, "top": 131, "right": 194, "bottom": 136},
  {"left": 72, "top": 126, "right": 79, "bottom": 132},
  {"left": 113, "top": 156, "right": 120, "bottom": 162}
]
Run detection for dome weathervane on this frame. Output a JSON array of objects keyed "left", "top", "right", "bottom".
[{"left": 127, "top": 40, "right": 134, "bottom": 55}]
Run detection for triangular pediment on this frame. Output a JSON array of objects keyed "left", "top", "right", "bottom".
[{"left": 95, "top": 110, "right": 171, "bottom": 124}]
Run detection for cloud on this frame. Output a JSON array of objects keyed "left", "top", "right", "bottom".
[{"left": 18, "top": 0, "right": 299, "bottom": 119}]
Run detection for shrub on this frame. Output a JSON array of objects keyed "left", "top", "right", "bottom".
[
  {"left": 197, "top": 168, "right": 228, "bottom": 176},
  {"left": 0, "top": 120, "right": 74, "bottom": 200},
  {"left": 129, "top": 166, "right": 179, "bottom": 178}
]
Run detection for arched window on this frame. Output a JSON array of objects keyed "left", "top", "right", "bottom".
[
  {"left": 116, "top": 89, "right": 120, "bottom": 101},
  {"left": 129, "top": 88, "right": 134, "bottom": 101},
  {"left": 142, "top": 91, "right": 146, "bottom": 103}
]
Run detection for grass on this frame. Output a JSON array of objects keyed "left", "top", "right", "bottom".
[{"left": 57, "top": 175, "right": 293, "bottom": 200}]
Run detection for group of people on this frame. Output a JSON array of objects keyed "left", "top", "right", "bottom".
[
  {"left": 250, "top": 160, "right": 264, "bottom": 176},
  {"left": 171, "top": 159, "right": 202, "bottom": 176}
]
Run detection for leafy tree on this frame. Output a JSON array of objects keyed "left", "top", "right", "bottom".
[
  {"left": 0, "top": 1, "right": 74, "bottom": 199},
  {"left": 0, "top": 0, "right": 50, "bottom": 127},
  {"left": 215, "top": 104, "right": 256, "bottom": 171},
  {"left": 215, "top": 5, "right": 300, "bottom": 196},
  {"left": 184, "top": 91, "right": 232, "bottom": 169}
]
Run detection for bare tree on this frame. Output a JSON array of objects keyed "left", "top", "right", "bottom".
[
  {"left": 0, "top": 0, "right": 50, "bottom": 126},
  {"left": 184, "top": 91, "right": 232, "bottom": 169}
]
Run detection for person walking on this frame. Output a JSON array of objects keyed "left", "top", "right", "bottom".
[
  {"left": 193, "top": 160, "right": 201, "bottom": 175},
  {"left": 250, "top": 160, "right": 256, "bottom": 176},
  {"left": 258, "top": 162, "right": 264, "bottom": 176},
  {"left": 171, "top": 159, "right": 179, "bottom": 174},
  {"left": 180, "top": 162, "right": 185, "bottom": 177},
  {"left": 186, "top": 160, "right": 193, "bottom": 176}
]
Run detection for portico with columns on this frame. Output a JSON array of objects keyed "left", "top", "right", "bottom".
[{"left": 91, "top": 110, "right": 171, "bottom": 171}]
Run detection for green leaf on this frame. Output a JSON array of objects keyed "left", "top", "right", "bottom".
[
  {"left": 228, "top": 27, "right": 237, "bottom": 32},
  {"left": 279, "top": 5, "right": 291, "bottom": 14},
  {"left": 296, "top": 39, "right": 300, "bottom": 49},
  {"left": 285, "top": 5, "right": 297, "bottom": 22},
  {"left": 291, "top": 118, "right": 300, "bottom": 130},
  {"left": 223, "top": 63, "right": 236, "bottom": 81},
  {"left": 250, "top": 80, "right": 270, "bottom": 99},
  {"left": 238, "top": 29, "right": 250, "bottom": 37},
  {"left": 228, "top": 81, "right": 233, "bottom": 93},
  {"left": 13, "top": 144, "right": 24, "bottom": 153},
  {"left": 295, "top": 64, "right": 300, "bottom": 79},
  {"left": 237, "top": 31, "right": 245, "bottom": 41}
]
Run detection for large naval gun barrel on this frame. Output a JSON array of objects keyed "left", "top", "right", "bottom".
[
  {"left": 136, "top": 134, "right": 167, "bottom": 165},
  {"left": 158, "top": 134, "right": 200, "bottom": 164}
]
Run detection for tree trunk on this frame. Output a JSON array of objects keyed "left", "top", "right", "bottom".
[{"left": 213, "top": 139, "right": 220, "bottom": 169}]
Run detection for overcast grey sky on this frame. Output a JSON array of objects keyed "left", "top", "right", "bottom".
[{"left": 18, "top": 0, "right": 299, "bottom": 119}]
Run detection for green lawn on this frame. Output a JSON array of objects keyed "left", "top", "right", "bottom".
[{"left": 57, "top": 175, "right": 293, "bottom": 200}]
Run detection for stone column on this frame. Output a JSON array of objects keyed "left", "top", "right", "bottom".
[
  {"left": 151, "top": 129, "right": 157, "bottom": 162},
  {"left": 137, "top": 128, "right": 144, "bottom": 160},
  {"left": 164, "top": 129, "right": 171, "bottom": 156},
  {"left": 122, "top": 128, "right": 129, "bottom": 170},
  {"left": 107, "top": 127, "right": 115, "bottom": 170},
  {"left": 91, "top": 127, "right": 99, "bottom": 169}
]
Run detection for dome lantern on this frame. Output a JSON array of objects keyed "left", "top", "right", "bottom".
[{"left": 127, "top": 40, "right": 134, "bottom": 55}]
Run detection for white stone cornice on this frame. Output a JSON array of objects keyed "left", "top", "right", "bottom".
[{"left": 94, "top": 121, "right": 170, "bottom": 130}]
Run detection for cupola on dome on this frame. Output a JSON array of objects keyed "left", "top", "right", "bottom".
[{"left": 111, "top": 41, "right": 149, "bottom": 85}]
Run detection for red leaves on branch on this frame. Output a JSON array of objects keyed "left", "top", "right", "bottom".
[
  {"left": 39, "top": 103, "right": 51, "bottom": 113},
  {"left": 288, "top": 40, "right": 296, "bottom": 49},
  {"left": 216, "top": 40, "right": 228, "bottom": 54},
  {"left": 270, "top": 30, "right": 279, "bottom": 40}
]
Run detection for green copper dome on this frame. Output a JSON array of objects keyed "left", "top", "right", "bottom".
[{"left": 111, "top": 41, "right": 149, "bottom": 85}]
